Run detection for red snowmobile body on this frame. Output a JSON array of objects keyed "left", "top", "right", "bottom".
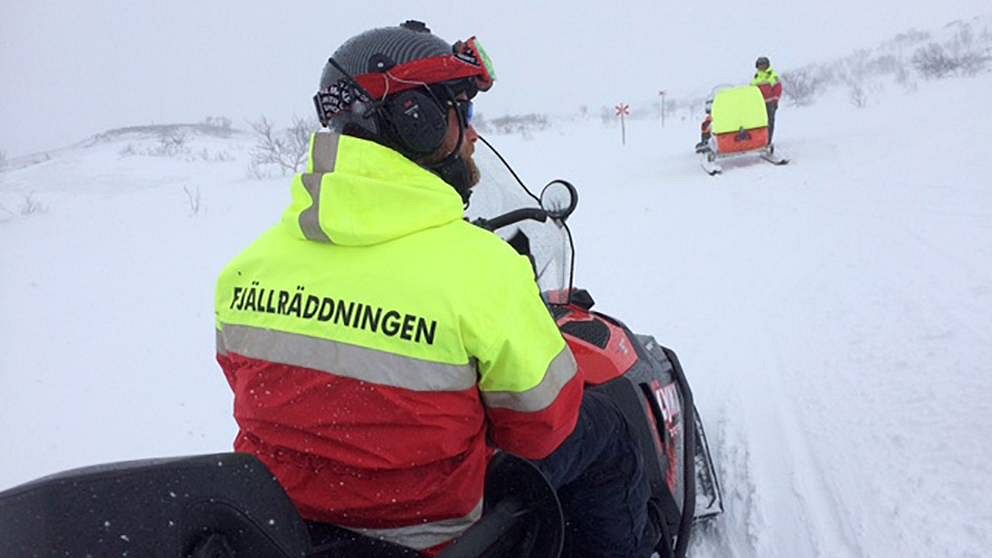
[
  {"left": 714, "top": 126, "right": 769, "bottom": 154},
  {"left": 552, "top": 290, "right": 724, "bottom": 552},
  {"left": 0, "top": 139, "right": 722, "bottom": 558}
]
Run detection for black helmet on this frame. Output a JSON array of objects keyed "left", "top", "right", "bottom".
[
  {"left": 755, "top": 56, "right": 770, "bottom": 68},
  {"left": 313, "top": 20, "right": 496, "bottom": 201}
]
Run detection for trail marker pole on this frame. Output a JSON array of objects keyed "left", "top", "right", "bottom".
[
  {"left": 659, "top": 90, "right": 667, "bottom": 128},
  {"left": 615, "top": 102, "right": 630, "bottom": 145}
]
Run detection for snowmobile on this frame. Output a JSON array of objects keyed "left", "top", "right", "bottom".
[
  {"left": 0, "top": 136, "right": 723, "bottom": 558},
  {"left": 698, "top": 85, "right": 789, "bottom": 175}
]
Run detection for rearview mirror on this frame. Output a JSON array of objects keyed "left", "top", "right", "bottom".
[{"left": 539, "top": 180, "right": 578, "bottom": 221}]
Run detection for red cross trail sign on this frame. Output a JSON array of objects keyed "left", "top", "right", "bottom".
[{"left": 615, "top": 103, "right": 630, "bottom": 145}]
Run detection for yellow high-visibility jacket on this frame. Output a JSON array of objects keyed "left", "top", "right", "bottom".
[{"left": 215, "top": 133, "right": 581, "bottom": 551}]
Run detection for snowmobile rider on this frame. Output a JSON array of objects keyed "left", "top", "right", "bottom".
[
  {"left": 752, "top": 56, "right": 782, "bottom": 143},
  {"left": 215, "top": 20, "right": 656, "bottom": 558},
  {"left": 695, "top": 99, "right": 713, "bottom": 153}
]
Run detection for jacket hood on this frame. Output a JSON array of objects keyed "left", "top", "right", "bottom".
[{"left": 281, "top": 133, "right": 465, "bottom": 247}]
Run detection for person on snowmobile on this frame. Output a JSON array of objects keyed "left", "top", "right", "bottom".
[
  {"left": 752, "top": 56, "right": 782, "bottom": 143},
  {"left": 695, "top": 99, "right": 713, "bottom": 153},
  {"left": 215, "top": 20, "right": 655, "bottom": 558}
]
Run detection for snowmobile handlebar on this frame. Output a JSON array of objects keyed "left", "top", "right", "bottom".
[{"left": 472, "top": 208, "right": 549, "bottom": 232}]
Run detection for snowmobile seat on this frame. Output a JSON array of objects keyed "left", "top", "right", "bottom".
[
  {"left": 711, "top": 85, "right": 770, "bottom": 155},
  {"left": 438, "top": 452, "right": 564, "bottom": 557},
  {"left": 307, "top": 521, "right": 425, "bottom": 557},
  {"left": 310, "top": 452, "right": 565, "bottom": 557},
  {"left": 0, "top": 451, "right": 563, "bottom": 558},
  {"left": 0, "top": 452, "right": 311, "bottom": 557}
]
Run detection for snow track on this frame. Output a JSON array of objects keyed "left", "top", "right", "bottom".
[{"left": 533, "top": 75, "right": 992, "bottom": 557}]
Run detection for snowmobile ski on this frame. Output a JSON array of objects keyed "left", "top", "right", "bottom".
[
  {"left": 700, "top": 153, "right": 722, "bottom": 176},
  {"left": 692, "top": 405, "right": 724, "bottom": 520},
  {"left": 761, "top": 153, "right": 789, "bottom": 166}
]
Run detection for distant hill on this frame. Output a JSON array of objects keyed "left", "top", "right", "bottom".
[{"left": 84, "top": 122, "right": 247, "bottom": 146}]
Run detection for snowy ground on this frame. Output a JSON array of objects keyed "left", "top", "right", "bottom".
[{"left": 2, "top": 73, "right": 991, "bottom": 557}]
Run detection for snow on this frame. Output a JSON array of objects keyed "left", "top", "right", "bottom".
[{"left": 2, "top": 71, "right": 991, "bottom": 557}]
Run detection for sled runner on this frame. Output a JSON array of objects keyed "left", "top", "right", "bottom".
[{"left": 699, "top": 85, "right": 789, "bottom": 175}]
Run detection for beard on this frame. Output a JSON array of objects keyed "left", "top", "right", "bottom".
[
  {"left": 464, "top": 153, "right": 480, "bottom": 187},
  {"left": 418, "top": 118, "right": 479, "bottom": 199},
  {"left": 422, "top": 146, "right": 480, "bottom": 190}
]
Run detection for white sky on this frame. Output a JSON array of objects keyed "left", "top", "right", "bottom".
[{"left": 2, "top": 0, "right": 990, "bottom": 156}]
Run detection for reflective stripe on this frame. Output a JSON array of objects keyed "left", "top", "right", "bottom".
[
  {"left": 482, "top": 346, "right": 577, "bottom": 412},
  {"left": 349, "top": 497, "right": 483, "bottom": 550},
  {"left": 298, "top": 133, "right": 340, "bottom": 243},
  {"left": 311, "top": 132, "right": 339, "bottom": 173},
  {"left": 216, "top": 324, "right": 477, "bottom": 391},
  {"left": 299, "top": 173, "right": 332, "bottom": 243},
  {"left": 216, "top": 328, "right": 227, "bottom": 356}
]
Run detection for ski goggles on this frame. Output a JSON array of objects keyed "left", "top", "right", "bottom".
[
  {"left": 350, "top": 36, "right": 495, "bottom": 100},
  {"left": 456, "top": 98, "right": 475, "bottom": 125},
  {"left": 454, "top": 37, "right": 496, "bottom": 90}
]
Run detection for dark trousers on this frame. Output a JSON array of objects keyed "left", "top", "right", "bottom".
[
  {"left": 766, "top": 101, "right": 778, "bottom": 142},
  {"left": 536, "top": 389, "right": 652, "bottom": 558}
]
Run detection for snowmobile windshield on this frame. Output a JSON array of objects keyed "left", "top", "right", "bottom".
[{"left": 465, "top": 136, "right": 574, "bottom": 303}]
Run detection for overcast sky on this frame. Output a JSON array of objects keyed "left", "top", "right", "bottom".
[{"left": 2, "top": 0, "right": 989, "bottom": 156}]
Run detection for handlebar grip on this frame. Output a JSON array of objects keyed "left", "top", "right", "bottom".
[{"left": 474, "top": 208, "right": 548, "bottom": 231}]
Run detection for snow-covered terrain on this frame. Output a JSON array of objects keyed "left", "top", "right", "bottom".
[{"left": 2, "top": 69, "right": 990, "bottom": 556}]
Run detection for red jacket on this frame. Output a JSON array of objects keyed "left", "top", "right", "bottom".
[{"left": 757, "top": 81, "right": 783, "bottom": 103}]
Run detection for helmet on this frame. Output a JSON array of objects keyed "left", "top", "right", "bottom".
[
  {"left": 755, "top": 56, "right": 770, "bottom": 68},
  {"left": 313, "top": 20, "right": 496, "bottom": 201}
]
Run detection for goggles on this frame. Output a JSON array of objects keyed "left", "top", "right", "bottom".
[
  {"left": 454, "top": 37, "right": 496, "bottom": 89},
  {"left": 456, "top": 98, "right": 474, "bottom": 125}
]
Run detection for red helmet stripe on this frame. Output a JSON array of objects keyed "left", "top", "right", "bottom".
[{"left": 353, "top": 55, "right": 489, "bottom": 99}]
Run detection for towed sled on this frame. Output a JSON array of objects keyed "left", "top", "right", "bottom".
[
  {"left": 698, "top": 85, "right": 788, "bottom": 175},
  {"left": 0, "top": 137, "right": 723, "bottom": 558}
]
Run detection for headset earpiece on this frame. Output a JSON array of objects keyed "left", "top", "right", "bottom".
[{"left": 381, "top": 90, "right": 448, "bottom": 157}]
